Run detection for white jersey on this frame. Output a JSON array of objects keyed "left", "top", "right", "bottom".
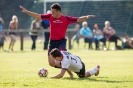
[{"left": 61, "top": 51, "right": 82, "bottom": 72}]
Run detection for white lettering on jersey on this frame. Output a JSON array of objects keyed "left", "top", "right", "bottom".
[{"left": 53, "top": 20, "right": 63, "bottom": 23}]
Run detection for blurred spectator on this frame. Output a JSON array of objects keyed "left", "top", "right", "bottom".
[
  {"left": 122, "top": 34, "right": 133, "bottom": 49},
  {"left": 80, "top": 21, "right": 98, "bottom": 50},
  {"left": 41, "top": 10, "right": 51, "bottom": 50},
  {"left": 93, "top": 23, "right": 106, "bottom": 49},
  {"left": 29, "top": 18, "right": 42, "bottom": 50},
  {"left": 71, "top": 24, "right": 80, "bottom": 49},
  {"left": 0, "top": 14, "right": 4, "bottom": 34},
  {"left": 103, "top": 21, "right": 121, "bottom": 49},
  {"left": 8, "top": 15, "right": 18, "bottom": 51},
  {"left": 0, "top": 32, "right": 6, "bottom": 51}
]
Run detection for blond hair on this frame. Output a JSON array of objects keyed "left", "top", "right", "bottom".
[
  {"left": 105, "top": 21, "right": 110, "bottom": 25},
  {"left": 12, "top": 15, "right": 18, "bottom": 22}
]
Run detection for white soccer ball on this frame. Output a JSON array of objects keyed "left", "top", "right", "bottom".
[{"left": 38, "top": 68, "right": 48, "bottom": 77}]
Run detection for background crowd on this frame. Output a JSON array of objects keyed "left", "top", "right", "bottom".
[{"left": 71, "top": 21, "right": 133, "bottom": 50}]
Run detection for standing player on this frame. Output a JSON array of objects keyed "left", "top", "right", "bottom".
[
  {"left": 50, "top": 48, "right": 100, "bottom": 78},
  {"left": 20, "top": 3, "right": 95, "bottom": 68}
]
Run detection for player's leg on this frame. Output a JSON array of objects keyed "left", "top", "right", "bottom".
[
  {"left": 75, "top": 61, "right": 85, "bottom": 78},
  {"left": 48, "top": 55, "right": 56, "bottom": 67},
  {"left": 85, "top": 65, "right": 100, "bottom": 77}
]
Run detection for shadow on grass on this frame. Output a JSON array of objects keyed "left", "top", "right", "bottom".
[{"left": 63, "top": 76, "right": 133, "bottom": 83}]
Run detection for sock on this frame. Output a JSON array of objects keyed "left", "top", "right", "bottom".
[{"left": 87, "top": 67, "right": 98, "bottom": 76}]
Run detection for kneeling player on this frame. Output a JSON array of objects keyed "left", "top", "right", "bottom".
[{"left": 49, "top": 48, "right": 100, "bottom": 78}]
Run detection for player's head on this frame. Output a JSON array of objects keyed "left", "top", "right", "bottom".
[
  {"left": 49, "top": 48, "right": 62, "bottom": 60},
  {"left": 50, "top": 3, "right": 61, "bottom": 18}
]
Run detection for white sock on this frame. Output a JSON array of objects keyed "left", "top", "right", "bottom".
[{"left": 87, "top": 67, "right": 98, "bottom": 76}]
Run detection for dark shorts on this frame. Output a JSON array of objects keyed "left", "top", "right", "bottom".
[
  {"left": 9, "top": 32, "right": 15, "bottom": 35},
  {"left": 0, "top": 43, "right": 4, "bottom": 47},
  {"left": 48, "top": 38, "right": 67, "bottom": 55},
  {"left": 75, "top": 61, "right": 85, "bottom": 78}
]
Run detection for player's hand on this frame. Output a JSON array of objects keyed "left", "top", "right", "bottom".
[
  {"left": 70, "top": 74, "right": 74, "bottom": 79},
  {"left": 20, "top": 5, "right": 27, "bottom": 13},
  {"left": 87, "top": 15, "right": 95, "bottom": 19}
]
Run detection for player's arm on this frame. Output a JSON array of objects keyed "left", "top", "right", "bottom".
[
  {"left": 20, "top": 5, "right": 41, "bottom": 20},
  {"left": 77, "top": 15, "right": 95, "bottom": 22},
  {"left": 51, "top": 69, "right": 66, "bottom": 79},
  {"left": 67, "top": 70, "right": 73, "bottom": 78}
]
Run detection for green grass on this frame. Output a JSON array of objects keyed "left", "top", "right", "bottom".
[{"left": 0, "top": 39, "right": 133, "bottom": 88}]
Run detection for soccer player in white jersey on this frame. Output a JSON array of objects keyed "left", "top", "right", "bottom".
[{"left": 49, "top": 48, "right": 100, "bottom": 78}]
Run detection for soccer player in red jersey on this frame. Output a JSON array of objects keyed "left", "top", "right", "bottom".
[{"left": 20, "top": 3, "right": 95, "bottom": 68}]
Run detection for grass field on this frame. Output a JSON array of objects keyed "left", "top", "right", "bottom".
[{"left": 0, "top": 38, "right": 133, "bottom": 88}]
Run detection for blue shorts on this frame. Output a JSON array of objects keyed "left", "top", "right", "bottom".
[{"left": 48, "top": 38, "right": 67, "bottom": 55}]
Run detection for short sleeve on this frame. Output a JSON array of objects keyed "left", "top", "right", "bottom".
[
  {"left": 61, "top": 56, "right": 70, "bottom": 69},
  {"left": 41, "top": 14, "right": 51, "bottom": 20},
  {"left": 66, "top": 16, "right": 78, "bottom": 24}
]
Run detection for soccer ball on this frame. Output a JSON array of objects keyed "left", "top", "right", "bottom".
[{"left": 38, "top": 68, "right": 48, "bottom": 77}]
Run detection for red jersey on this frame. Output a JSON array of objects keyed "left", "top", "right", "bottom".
[{"left": 41, "top": 14, "right": 78, "bottom": 40}]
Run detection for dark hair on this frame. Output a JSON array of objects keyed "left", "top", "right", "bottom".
[
  {"left": 51, "top": 3, "right": 61, "bottom": 12},
  {"left": 50, "top": 48, "right": 62, "bottom": 58},
  {"left": 124, "top": 34, "right": 128, "bottom": 37},
  {"left": 93, "top": 23, "right": 99, "bottom": 29}
]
